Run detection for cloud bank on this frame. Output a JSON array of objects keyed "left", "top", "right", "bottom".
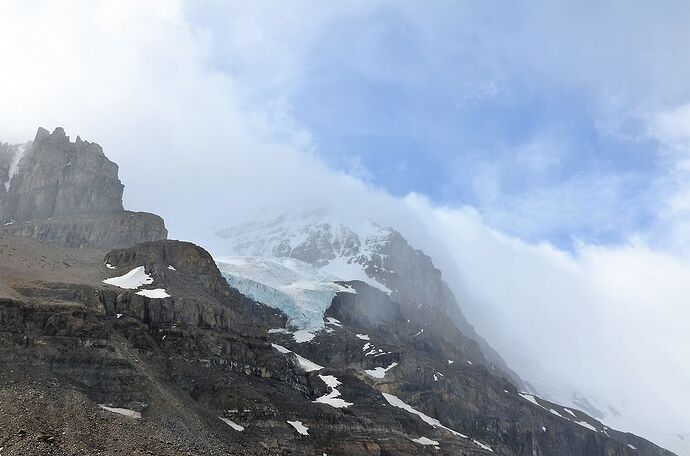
[{"left": 0, "top": 1, "right": 688, "bottom": 453}]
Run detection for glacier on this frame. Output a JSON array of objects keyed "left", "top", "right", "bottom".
[{"left": 216, "top": 256, "right": 355, "bottom": 331}]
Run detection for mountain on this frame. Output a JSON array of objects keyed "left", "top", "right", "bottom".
[
  {"left": 216, "top": 210, "right": 522, "bottom": 386},
  {"left": 0, "top": 128, "right": 677, "bottom": 455},
  {"left": 0, "top": 127, "right": 166, "bottom": 248}
]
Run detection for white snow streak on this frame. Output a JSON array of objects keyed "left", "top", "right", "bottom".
[
  {"left": 287, "top": 420, "right": 309, "bottom": 435},
  {"left": 382, "top": 393, "right": 467, "bottom": 438},
  {"left": 220, "top": 417, "right": 244, "bottom": 431},
  {"left": 98, "top": 405, "right": 141, "bottom": 419}
]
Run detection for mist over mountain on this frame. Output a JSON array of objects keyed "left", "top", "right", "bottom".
[
  {"left": 1, "top": 2, "right": 689, "bottom": 455},
  {"left": 0, "top": 127, "right": 679, "bottom": 455}
]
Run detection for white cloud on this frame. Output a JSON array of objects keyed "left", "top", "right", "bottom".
[{"left": 0, "top": 2, "right": 688, "bottom": 454}]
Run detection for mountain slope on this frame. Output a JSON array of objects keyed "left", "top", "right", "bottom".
[{"left": 216, "top": 210, "right": 522, "bottom": 386}]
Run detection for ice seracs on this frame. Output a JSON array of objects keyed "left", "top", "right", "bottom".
[{"left": 216, "top": 256, "right": 355, "bottom": 331}]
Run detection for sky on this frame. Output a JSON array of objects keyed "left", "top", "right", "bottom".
[{"left": 1, "top": 1, "right": 689, "bottom": 453}]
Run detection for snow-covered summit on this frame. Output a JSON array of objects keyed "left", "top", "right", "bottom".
[{"left": 216, "top": 210, "right": 394, "bottom": 294}]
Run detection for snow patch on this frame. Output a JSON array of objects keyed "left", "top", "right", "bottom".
[
  {"left": 103, "top": 266, "right": 153, "bottom": 289},
  {"left": 314, "top": 374, "right": 352, "bottom": 408},
  {"left": 325, "top": 317, "right": 342, "bottom": 327},
  {"left": 365, "top": 362, "right": 398, "bottom": 379},
  {"left": 220, "top": 417, "right": 244, "bottom": 431},
  {"left": 98, "top": 405, "right": 141, "bottom": 419},
  {"left": 518, "top": 393, "right": 547, "bottom": 410},
  {"left": 136, "top": 288, "right": 170, "bottom": 299},
  {"left": 549, "top": 408, "right": 565, "bottom": 419},
  {"left": 3, "top": 144, "right": 25, "bottom": 192},
  {"left": 293, "top": 329, "right": 315, "bottom": 343},
  {"left": 574, "top": 420, "right": 597, "bottom": 432},
  {"left": 382, "top": 393, "right": 467, "bottom": 438},
  {"left": 314, "top": 389, "right": 352, "bottom": 408},
  {"left": 473, "top": 439, "right": 493, "bottom": 452},
  {"left": 355, "top": 333, "right": 370, "bottom": 340},
  {"left": 295, "top": 354, "right": 324, "bottom": 372},
  {"left": 411, "top": 437, "right": 439, "bottom": 445},
  {"left": 167, "top": 265, "right": 176, "bottom": 271},
  {"left": 105, "top": 263, "right": 116, "bottom": 270},
  {"left": 287, "top": 420, "right": 309, "bottom": 435},
  {"left": 318, "top": 374, "right": 341, "bottom": 388},
  {"left": 271, "top": 343, "right": 292, "bottom": 354},
  {"left": 271, "top": 344, "right": 323, "bottom": 372}
]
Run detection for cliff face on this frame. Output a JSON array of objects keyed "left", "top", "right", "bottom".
[
  {"left": 3, "top": 127, "right": 124, "bottom": 222},
  {"left": 0, "top": 127, "right": 166, "bottom": 248}
]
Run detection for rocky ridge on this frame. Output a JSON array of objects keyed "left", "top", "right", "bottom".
[{"left": 0, "top": 127, "right": 166, "bottom": 248}]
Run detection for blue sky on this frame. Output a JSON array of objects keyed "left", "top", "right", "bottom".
[{"left": 187, "top": 0, "right": 690, "bottom": 249}]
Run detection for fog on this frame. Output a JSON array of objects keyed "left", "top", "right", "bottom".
[{"left": 1, "top": 2, "right": 688, "bottom": 454}]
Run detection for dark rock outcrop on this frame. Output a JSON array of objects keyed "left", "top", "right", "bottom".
[{"left": 0, "top": 127, "right": 166, "bottom": 248}]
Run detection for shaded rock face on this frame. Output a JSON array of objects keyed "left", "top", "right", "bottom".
[
  {"left": 0, "top": 127, "right": 166, "bottom": 248},
  {"left": 3, "top": 127, "right": 123, "bottom": 221}
]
